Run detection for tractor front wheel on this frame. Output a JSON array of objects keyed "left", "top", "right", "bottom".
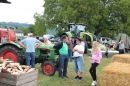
[{"left": 42, "top": 61, "right": 56, "bottom": 76}]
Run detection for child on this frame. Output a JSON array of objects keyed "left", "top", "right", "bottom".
[{"left": 105, "top": 44, "right": 109, "bottom": 58}]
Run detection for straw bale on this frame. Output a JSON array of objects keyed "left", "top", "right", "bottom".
[
  {"left": 100, "top": 62, "right": 130, "bottom": 86},
  {"left": 112, "top": 54, "right": 130, "bottom": 64}
]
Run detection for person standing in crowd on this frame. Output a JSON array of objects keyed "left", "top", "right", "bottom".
[
  {"left": 43, "top": 36, "right": 51, "bottom": 45},
  {"left": 118, "top": 40, "right": 125, "bottom": 54},
  {"left": 89, "top": 41, "right": 102, "bottom": 86},
  {"left": 19, "top": 33, "right": 42, "bottom": 68},
  {"left": 105, "top": 44, "right": 109, "bottom": 58},
  {"left": 53, "top": 35, "right": 69, "bottom": 78},
  {"left": 1, "top": 35, "right": 7, "bottom": 44},
  {"left": 73, "top": 37, "right": 84, "bottom": 80},
  {"left": 68, "top": 38, "right": 73, "bottom": 62}
]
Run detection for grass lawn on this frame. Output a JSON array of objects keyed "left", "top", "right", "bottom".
[{"left": 36, "top": 55, "right": 112, "bottom": 86}]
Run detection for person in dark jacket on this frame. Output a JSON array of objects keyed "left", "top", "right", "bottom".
[{"left": 53, "top": 35, "right": 69, "bottom": 78}]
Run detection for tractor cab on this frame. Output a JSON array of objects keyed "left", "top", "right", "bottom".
[
  {"left": 68, "top": 23, "right": 97, "bottom": 48},
  {"left": 69, "top": 23, "right": 86, "bottom": 37},
  {"left": 61, "top": 23, "right": 96, "bottom": 48}
]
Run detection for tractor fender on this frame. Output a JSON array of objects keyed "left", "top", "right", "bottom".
[
  {"left": 0, "top": 42, "right": 22, "bottom": 49},
  {"left": 80, "top": 32, "right": 93, "bottom": 42}
]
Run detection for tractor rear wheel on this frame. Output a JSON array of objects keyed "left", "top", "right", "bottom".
[
  {"left": 0, "top": 45, "right": 23, "bottom": 64},
  {"left": 42, "top": 61, "right": 56, "bottom": 76}
]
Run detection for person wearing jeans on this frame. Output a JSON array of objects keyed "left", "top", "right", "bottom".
[
  {"left": 59, "top": 54, "right": 68, "bottom": 77},
  {"left": 105, "top": 44, "right": 109, "bottom": 58},
  {"left": 19, "top": 33, "right": 42, "bottom": 68},
  {"left": 26, "top": 52, "right": 35, "bottom": 68},
  {"left": 54, "top": 35, "right": 69, "bottom": 78},
  {"left": 73, "top": 37, "right": 84, "bottom": 80},
  {"left": 89, "top": 41, "right": 102, "bottom": 86},
  {"left": 67, "top": 38, "right": 73, "bottom": 62},
  {"left": 68, "top": 49, "right": 72, "bottom": 62}
]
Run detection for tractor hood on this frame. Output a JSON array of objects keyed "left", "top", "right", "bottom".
[{"left": 38, "top": 43, "right": 54, "bottom": 49}]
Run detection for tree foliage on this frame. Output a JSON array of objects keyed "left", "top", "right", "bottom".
[
  {"left": 34, "top": 13, "right": 47, "bottom": 36},
  {"left": 34, "top": 0, "right": 130, "bottom": 38},
  {"left": 20, "top": 24, "right": 36, "bottom": 36},
  {"left": 20, "top": 28, "right": 28, "bottom": 36},
  {"left": 27, "top": 24, "right": 35, "bottom": 35}
]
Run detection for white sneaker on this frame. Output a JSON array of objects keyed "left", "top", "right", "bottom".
[
  {"left": 94, "top": 81, "right": 97, "bottom": 85},
  {"left": 91, "top": 81, "right": 96, "bottom": 86}
]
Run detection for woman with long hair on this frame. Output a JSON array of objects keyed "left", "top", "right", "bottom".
[{"left": 89, "top": 41, "right": 102, "bottom": 86}]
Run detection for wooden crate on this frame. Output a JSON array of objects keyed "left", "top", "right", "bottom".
[{"left": 0, "top": 69, "right": 38, "bottom": 86}]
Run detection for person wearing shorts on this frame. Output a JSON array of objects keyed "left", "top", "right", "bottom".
[{"left": 73, "top": 37, "right": 84, "bottom": 80}]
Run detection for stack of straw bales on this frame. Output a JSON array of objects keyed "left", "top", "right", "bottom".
[
  {"left": 112, "top": 54, "right": 130, "bottom": 63},
  {"left": 100, "top": 54, "right": 130, "bottom": 86}
]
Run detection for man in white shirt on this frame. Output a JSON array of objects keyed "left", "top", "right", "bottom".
[{"left": 73, "top": 37, "right": 84, "bottom": 80}]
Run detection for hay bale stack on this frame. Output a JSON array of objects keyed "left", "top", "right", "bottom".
[
  {"left": 100, "top": 62, "right": 130, "bottom": 86},
  {"left": 112, "top": 54, "right": 130, "bottom": 64}
]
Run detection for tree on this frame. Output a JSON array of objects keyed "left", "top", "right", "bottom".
[
  {"left": 34, "top": 13, "right": 47, "bottom": 36},
  {"left": 108, "top": 0, "right": 130, "bottom": 36},
  {"left": 34, "top": 0, "right": 130, "bottom": 38},
  {"left": 20, "top": 28, "right": 28, "bottom": 36},
  {"left": 27, "top": 24, "right": 35, "bottom": 35}
]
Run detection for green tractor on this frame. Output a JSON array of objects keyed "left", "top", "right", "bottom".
[
  {"left": 0, "top": 27, "right": 59, "bottom": 76},
  {"left": 61, "top": 23, "right": 97, "bottom": 49},
  {"left": 0, "top": 0, "right": 58, "bottom": 76}
]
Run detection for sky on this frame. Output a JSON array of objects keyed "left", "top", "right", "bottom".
[{"left": 0, "top": 0, "right": 44, "bottom": 24}]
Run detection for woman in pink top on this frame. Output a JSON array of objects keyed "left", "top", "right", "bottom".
[{"left": 89, "top": 41, "right": 102, "bottom": 86}]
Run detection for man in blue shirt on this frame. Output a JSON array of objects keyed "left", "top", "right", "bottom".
[{"left": 19, "top": 34, "right": 42, "bottom": 68}]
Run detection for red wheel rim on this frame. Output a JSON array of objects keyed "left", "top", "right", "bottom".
[
  {"left": 1, "top": 50, "right": 18, "bottom": 62},
  {"left": 43, "top": 63, "right": 53, "bottom": 74}
]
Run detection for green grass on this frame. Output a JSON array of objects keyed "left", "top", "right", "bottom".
[{"left": 36, "top": 55, "right": 111, "bottom": 86}]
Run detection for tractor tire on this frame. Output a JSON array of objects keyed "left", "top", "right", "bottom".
[
  {"left": 0, "top": 45, "right": 23, "bottom": 64},
  {"left": 42, "top": 61, "right": 56, "bottom": 76}
]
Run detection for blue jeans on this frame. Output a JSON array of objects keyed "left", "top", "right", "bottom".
[
  {"left": 26, "top": 52, "right": 35, "bottom": 68},
  {"left": 59, "top": 55, "right": 69, "bottom": 77},
  {"left": 68, "top": 49, "right": 72, "bottom": 62},
  {"left": 74, "top": 56, "right": 84, "bottom": 72}
]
